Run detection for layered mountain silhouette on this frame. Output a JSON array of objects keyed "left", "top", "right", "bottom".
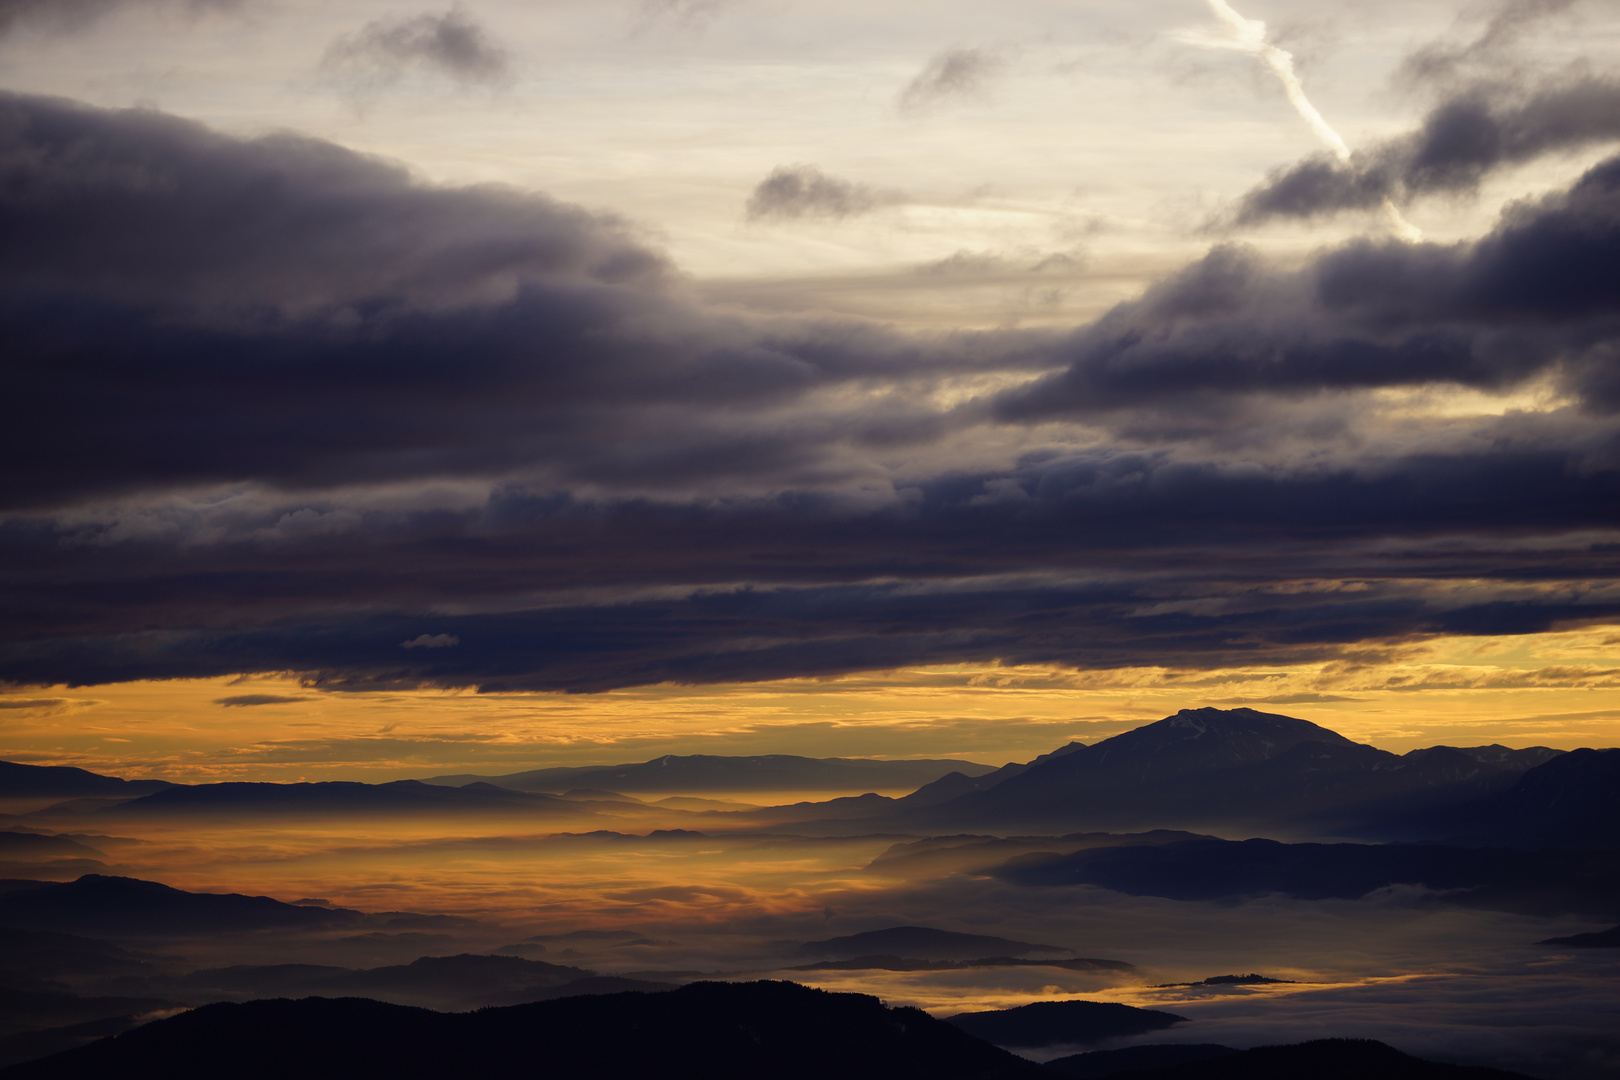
[
  {"left": 0, "top": 981, "right": 1048, "bottom": 1080},
  {"left": 176, "top": 953, "right": 674, "bottom": 1010},
  {"left": 425, "top": 754, "right": 998, "bottom": 795},
  {"left": 0, "top": 875, "right": 363, "bottom": 936}
]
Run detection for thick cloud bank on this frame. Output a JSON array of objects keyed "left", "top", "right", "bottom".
[{"left": 3, "top": 91, "right": 1620, "bottom": 691}]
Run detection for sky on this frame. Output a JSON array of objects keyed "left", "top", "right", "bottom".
[{"left": 4, "top": 0, "right": 1620, "bottom": 780}]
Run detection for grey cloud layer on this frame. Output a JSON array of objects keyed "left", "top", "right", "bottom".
[{"left": 3, "top": 91, "right": 1620, "bottom": 691}]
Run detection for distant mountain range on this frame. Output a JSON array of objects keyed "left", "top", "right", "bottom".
[
  {"left": 4, "top": 708, "right": 1611, "bottom": 849},
  {"left": 424, "top": 754, "right": 1000, "bottom": 794},
  {"left": 97, "top": 780, "right": 597, "bottom": 820}
]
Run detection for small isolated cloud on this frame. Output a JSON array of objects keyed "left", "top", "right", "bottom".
[
  {"left": 401, "top": 633, "right": 460, "bottom": 650},
  {"left": 215, "top": 693, "right": 310, "bottom": 707},
  {"left": 322, "top": 6, "right": 511, "bottom": 89},
  {"left": 0, "top": 697, "right": 71, "bottom": 710},
  {"left": 745, "top": 165, "right": 901, "bottom": 222},
  {"left": 899, "top": 47, "right": 1006, "bottom": 113}
]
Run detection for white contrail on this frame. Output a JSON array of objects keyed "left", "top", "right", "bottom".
[{"left": 1199, "top": 0, "right": 1422, "bottom": 241}]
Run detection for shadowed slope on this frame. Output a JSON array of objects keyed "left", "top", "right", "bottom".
[
  {"left": 1, "top": 981, "right": 1046, "bottom": 1080},
  {"left": 1093, "top": 1038, "right": 1534, "bottom": 1079}
]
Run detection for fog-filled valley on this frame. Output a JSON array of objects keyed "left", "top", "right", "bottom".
[{"left": 3, "top": 708, "right": 1616, "bottom": 1078}]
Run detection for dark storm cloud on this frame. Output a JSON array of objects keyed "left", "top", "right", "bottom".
[
  {"left": 322, "top": 7, "right": 512, "bottom": 88},
  {"left": 898, "top": 48, "right": 1006, "bottom": 113},
  {"left": 745, "top": 166, "right": 899, "bottom": 221},
  {"left": 3, "top": 91, "right": 1620, "bottom": 691},
  {"left": 0, "top": 92, "right": 1027, "bottom": 510},
  {"left": 1000, "top": 154, "right": 1620, "bottom": 419},
  {"left": 1230, "top": 76, "right": 1620, "bottom": 225}
]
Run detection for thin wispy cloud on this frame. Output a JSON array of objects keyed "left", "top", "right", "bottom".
[{"left": 898, "top": 47, "right": 1007, "bottom": 113}]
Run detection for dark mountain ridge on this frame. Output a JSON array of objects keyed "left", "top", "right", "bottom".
[
  {"left": 993, "top": 836, "right": 1620, "bottom": 916},
  {"left": 0, "top": 763, "right": 171, "bottom": 802},
  {"left": 0, "top": 875, "right": 364, "bottom": 936},
  {"left": 1375, "top": 747, "right": 1620, "bottom": 848}
]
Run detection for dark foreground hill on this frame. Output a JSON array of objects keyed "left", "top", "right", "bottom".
[
  {"left": 1056, "top": 1038, "right": 1534, "bottom": 1080},
  {"left": 0, "top": 982, "right": 1046, "bottom": 1080},
  {"left": 993, "top": 837, "right": 1620, "bottom": 917}
]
